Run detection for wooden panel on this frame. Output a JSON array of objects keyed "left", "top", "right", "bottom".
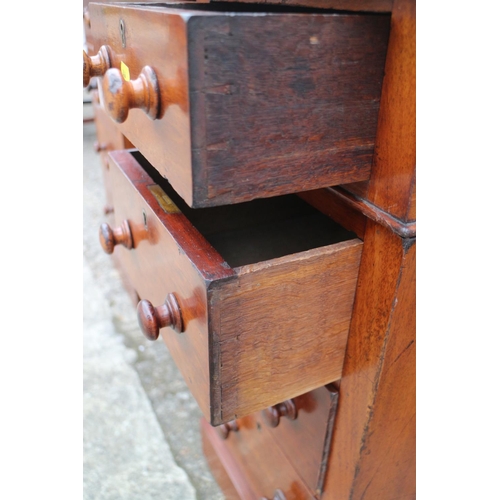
[
  {"left": 103, "top": 150, "right": 362, "bottom": 425},
  {"left": 341, "top": 0, "right": 416, "bottom": 222},
  {"left": 258, "top": 385, "right": 339, "bottom": 496},
  {"left": 298, "top": 188, "right": 366, "bottom": 239},
  {"left": 188, "top": 11, "right": 390, "bottom": 207},
  {"left": 106, "top": 149, "right": 233, "bottom": 418},
  {"left": 214, "top": 0, "right": 393, "bottom": 11},
  {"left": 201, "top": 416, "right": 314, "bottom": 499},
  {"left": 89, "top": 3, "right": 390, "bottom": 207},
  {"left": 323, "top": 220, "right": 415, "bottom": 499},
  {"left": 201, "top": 425, "right": 241, "bottom": 500},
  {"left": 211, "top": 240, "right": 362, "bottom": 423}
]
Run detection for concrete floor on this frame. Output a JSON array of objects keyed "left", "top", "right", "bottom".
[{"left": 83, "top": 95, "right": 224, "bottom": 500}]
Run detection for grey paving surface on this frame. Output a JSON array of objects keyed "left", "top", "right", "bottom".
[{"left": 83, "top": 96, "right": 224, "bottom": 500}]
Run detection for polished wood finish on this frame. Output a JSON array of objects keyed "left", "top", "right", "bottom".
[
  {"left": 202, "top": 384, "right": 340, "bottom": 499},
  {"left": 216, "top": 420, "right": 239, "bottom": 440},
  {"left": 83, "top": 46, "right": 111, "bottom": 87},
  {"left": 201, "top": 416, "right": 314, "bottom": 499},
  {"left": 327, "top": 186, "right": 416, "bottom": 238},
  {"left": 215, "top": 0, "right": 392, "bottom": 11},
  {"left": 99, "top": 220, "right": 134, "bottom": 254},
  {"left": 88, "top": 2, "right": 390, "bottom": 207},
  {"left": 261, "top": 400, "right": 297, "bottom": 428},
  {"left": 102, "top": 66, "right": 160, "bottom": 123},
  {"left": 91, "top": 88, "right": 134, "bottom": 228},
  {"left": 102, "top": 149, "right": 362, "bottom": 424},
  {"left": 137, "top": 293, "right": 184, "bottom": 339},
  {"left": 323, "top": 222, "right": 415, "bottom": 499},
  {"left": 258, "top": 385, "right": 339, "bottom": 497},
  {"left": 298, "top": 188, "right": 366, "bottom": 240},
  {"left": 341, "top": 0, "right": 416, "bottom": 224}
]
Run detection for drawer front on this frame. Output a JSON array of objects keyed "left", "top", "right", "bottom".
[
  {"left": 103, "top": 149, "right": 362, "bottom": 425},
  {"left": 202, "top": 415, "right": 314, "bottom": 500},
  {"left": 256, "top": 386, "right": 339, "bottom": 496},
  {"left": 203, "top": 385, "right": 339, "bottom": 499},
  {"left": 92, "top": 90, "right": 134, "bottom": 212},
  {"left": 88, "top": 3, "right": 390, "bottom": 207}
]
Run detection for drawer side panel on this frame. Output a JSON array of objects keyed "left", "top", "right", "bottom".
[{"left": 209, "top": 239, "right": 363, "bottom": 423}]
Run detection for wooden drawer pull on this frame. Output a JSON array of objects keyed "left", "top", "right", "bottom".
[
  {"left": 216, "top": 420, "right": 239, "bottom": 440},
  {"left": 261, "top": 490, "right": 287, "bottom": 500},
  {"left": 94, "top": 142, "right": 108, "bottom": 153},
  {"left": 261, "top": 399, "right": 297, "bottom": 428},
  {"left": 102, "top": 67, "right": 160, "bottom": 124},
  {"left": 99, "top": 221, "right": 133, "bottom": 254},
  {"left": 83, "top": 46, "right": 111, "bottom": 88},
  {"left": 137, "top": 294, "right": 183, "bottom": 340}
]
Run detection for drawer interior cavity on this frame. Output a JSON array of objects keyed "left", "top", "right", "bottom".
[{"left": 133, "top": 151, "right": 357, "bottom": 268}]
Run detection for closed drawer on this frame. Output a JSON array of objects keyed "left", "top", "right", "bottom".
[
  {"left": 256, "top": 385, "right": 339, "bottom": 497},
  {"left": 86, "top": 2, "right": 390, "bottom": 207},
  {"left": 203, "top": 385, "right": 339, "bottom": 499},
  {"left": 101, "top": 149, "right": 362, "bottom": 425},
  {"left": 92, "top": 89, "right": 134, "bottom": 212}
]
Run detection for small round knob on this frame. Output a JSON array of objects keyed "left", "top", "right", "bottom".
[
  {"left": 216, "top": 420, "right": 239, "bottom": 440},
  {"left": 102, "top": 66, "right": 160, "bottom": 124},
  {"left": 99, "top": 220, "right": 133, "bottom": 254},
  {"left": 137, "top": 294, "right": 183, "bottom": 340},
  {"left": 261, "top": 399, "right": 297, "bottom": 428},
  {"left": 94, "top": 141, "right": 108, "bottom": 153},
  {"left": 83, "top": 46, "right": 111, "bottom": 88}
]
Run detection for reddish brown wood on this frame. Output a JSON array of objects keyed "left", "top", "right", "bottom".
[
  {"left": 201, "top": 426, "right": 242, "bottom": 500},
  {"left": 137, "top": 293, "right": 184, "bottom": 340},
  {"left": 88, "top": 3, "right": 390, "bottom": 207},
  {"left": 99, "top": 220, "right": 133, "bottom": 254},
  {"left": 201, "top": 416, "right": 314, "bottom": 499},
  {"left": 216, "top": 420, "right": 239, "bottom": 440},
  {"left": 323, "top": 221, "right": 415, "bottom": 499},
  {"left": 261, "top": 490, "right": 287, "bottom": 500},
  {"left": 258, "top": 385, "right": 339, "bottom": 497},
  {"left": 328, "top": 186, "right": 416, "bottom": 238},
  {"left": 83, "top": 46, "right": 111, "bottom": 87},
  {"left": 214, "top": 0, "right": 392, "bottom": 11},
  {"left": 298, "top": 188, "right": 366, "bottom": 240},
  {"left": 102, "top": 67, "right": 160, "bottom": 123},
  {"left": 261, "top": 400, "right": 297, "bottom": 428},
  {"left": 341, "top": 0, "right": 416, "bottom": 223},
  {"left": 103, "top": 149, "right": 362, "bottom": 425}
]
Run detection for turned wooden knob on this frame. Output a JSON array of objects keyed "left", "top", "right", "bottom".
[
  {"left": 261, "top": 490, "right": 287, "bottom": 500},
  {"left": 261, "top": 399, "right": 297, "bottom": 428},
  {"left": 102, "top": 66, "right": 160, "bottom": 124},
  {"left": 94, "top": 141, "right": 108, "bottom": 153},
  {"left": 137, "top": 294, "right": 183, "bottom": 340},
  {"left": 216, "top": 420, "right": 239, "bottom": 440},
  {"left": 83, "top": 46, "right": 111, "bottom": 88},
  {"left": 99, "top": 220, "right": 133, "bottom": 254}
]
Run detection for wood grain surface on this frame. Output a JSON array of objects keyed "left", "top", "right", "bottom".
[
  {"left": 201, "top": 415, "right": 315, "bottom": 499},
  {"left": 258, "top": 385, "right": 339, "bottom": 497},
  {"left": 89, "top": 3, "right": 390, "bottom": 207},
  {"left": 341, "top": 0, "right": 416, "bottom": 223},
  {"left": 323, "top": 220, "right": 415, "bottom": 499},
  {"left": 103, "top": 150, "right": 362, "bottom": 425},
  {"left": 210, "top": 239, "right": 362, "bottom": 423}
]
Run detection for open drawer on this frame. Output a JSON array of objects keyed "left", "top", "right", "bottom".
[
  {"left": 85, "top": 2, "right": 390, "bottom": 207},
  {"left": 99, "top": 149, "right": 362, "bottom": 425}
]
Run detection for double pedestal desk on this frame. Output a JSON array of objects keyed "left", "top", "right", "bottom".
[{"left": 83, "top": 0, "right": 415, "bottom": 498}]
